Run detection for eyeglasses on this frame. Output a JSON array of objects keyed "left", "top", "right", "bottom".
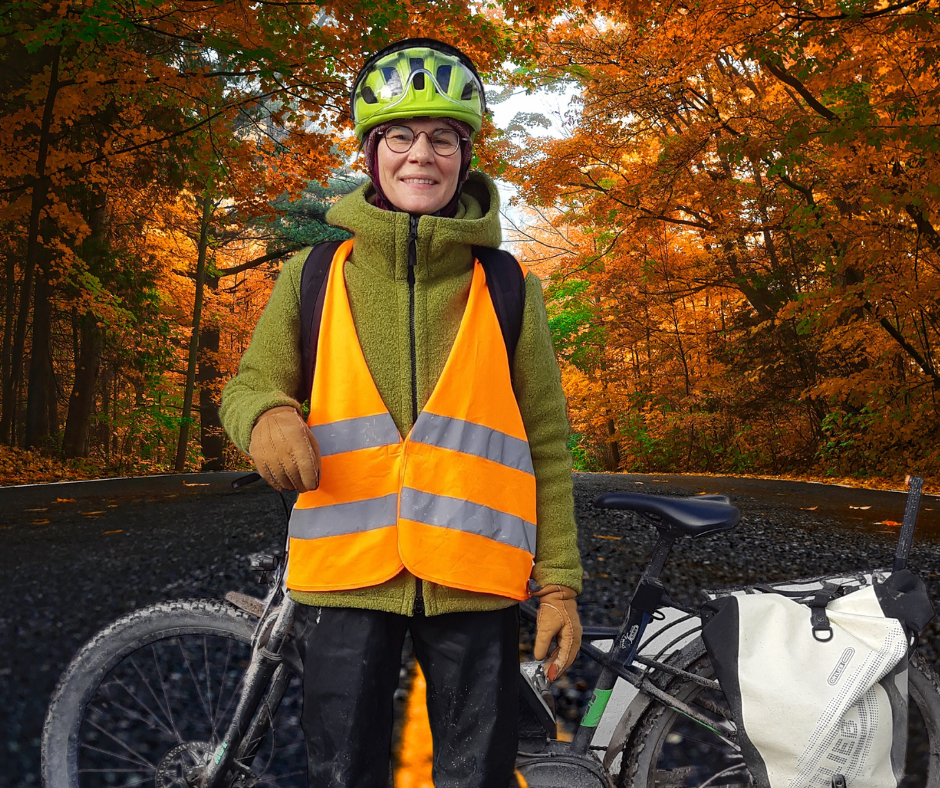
[{"left": 379, "top": 125, "right": 466, "bottom": 156}]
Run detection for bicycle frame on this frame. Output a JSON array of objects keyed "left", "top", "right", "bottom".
[
  {"left": 521, "top": 525, "right": 739, "bottom": 761},
  {"left": 202, "top": 593, "right": 297, "bottom": 788}
]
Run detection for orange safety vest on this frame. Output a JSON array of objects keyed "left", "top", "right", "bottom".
[{"left": 286, "top": 240, "right": 537, "bottom": 600}]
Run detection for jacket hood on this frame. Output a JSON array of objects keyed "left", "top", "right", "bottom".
[{"left": 325, "top": 171, "right": 503, "bottom": 283}]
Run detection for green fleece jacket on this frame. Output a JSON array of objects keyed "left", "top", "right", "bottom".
[{"left": 220, "top": 171, "right": 582, "bottom": 615}]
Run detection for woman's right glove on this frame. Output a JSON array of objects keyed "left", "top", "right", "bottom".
[{"left": 248, "top": 406, "right": 321, "bottom": 493}]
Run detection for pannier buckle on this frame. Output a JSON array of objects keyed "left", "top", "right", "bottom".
[{"left": 810, "top": 592, "right": 834, "bottom": 642}]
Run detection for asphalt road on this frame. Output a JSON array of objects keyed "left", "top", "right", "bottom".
[{"left": 2, "top": 471, "right": 938, "bottom": 787}]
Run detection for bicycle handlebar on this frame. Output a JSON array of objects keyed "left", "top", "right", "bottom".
[{"left": 232, "top": 472, "right": 262, "bottom": 490}]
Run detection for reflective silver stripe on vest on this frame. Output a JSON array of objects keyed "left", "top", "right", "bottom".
[
  {"left": 289, "top": 493, "right": 399, "bottom": 540},
  {"left": 410, "top": 413, "right": 534, "bottom": 475},
  {"left": 400, "top": 487, "right": 536, "bottom": 555},
  {"left": 310, "top": 413, "right": 400, "bottom": 457}
]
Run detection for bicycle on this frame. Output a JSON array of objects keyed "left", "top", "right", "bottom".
[{"left": 41, "top": 473, "right": 940, "bottom": 788}]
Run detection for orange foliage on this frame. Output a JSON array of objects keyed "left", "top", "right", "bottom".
[
  {"left": 502, "top": 0, "right": 940, "bottom": 484},
  {"left": 0, "top": 0, "right": 541, "bottom": 475}
]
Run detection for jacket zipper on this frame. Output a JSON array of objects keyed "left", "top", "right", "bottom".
[{"left": 408, "top": 214, "right": 424, "bottom": 616}]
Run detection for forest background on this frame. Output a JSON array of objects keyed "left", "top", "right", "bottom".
[{"left": 2, "top": 0, "right": 939, "bottom": 489}]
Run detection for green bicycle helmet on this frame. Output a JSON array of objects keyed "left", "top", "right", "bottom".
[{"left": 351, "top": 38, "right": 487, "bottom": 143}]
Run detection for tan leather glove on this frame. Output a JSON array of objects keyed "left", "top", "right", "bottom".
[
  {"left": 249, "top": 406, "right": 321, "bottom": 493},
  {"left": 532, "top": 584, "right": 583, "bottom": 681}
]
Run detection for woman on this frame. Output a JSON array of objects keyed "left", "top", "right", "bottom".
[{"left": 220, "top": 38, "right": 583, "bottom": 788}]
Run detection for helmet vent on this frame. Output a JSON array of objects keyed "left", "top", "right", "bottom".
[
  {"left": 381, "top": 67, "right": 403, "bottom": 95},
  {"left": 436, "top": 65, "right": 452, "bottom": 91},
  {"left": 461, "top": 82, "right": 476, "bottom": 101},
  {"left": 410, "top": 57, "right": 424, "bottom": 71},
  {"left": 413, "top": 72, "right": 425, "bottom": 90},
  {"left": 360, "top": 85, "right": 378, "bottom": 105}
]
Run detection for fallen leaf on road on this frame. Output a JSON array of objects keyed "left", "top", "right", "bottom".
[
  {"left": 31, "top": 519, "right": 50, "bottom": 525},
  {"left": 593, "top": 534, "right": 621, "bottom": 540},
  {"left": 182, "top": 481, "right": 210, "bottom": 487},
  {"left": 102, "top": 529, "right": 123, "bottom": 535},
  {"left": 849, "top": 505, "right": 872, "bottom": 510},
  {"left": 801, "top": 506, "right": 818, "bottom": 510},
  {"left": 879, "top": 520, "right": 900, "bottom": 527},
  {"left": 82, "top": 511, "right": 105, "bottom": 516},
  {"left": 55, "top": 498, "right": 75, "bottom": 503}
]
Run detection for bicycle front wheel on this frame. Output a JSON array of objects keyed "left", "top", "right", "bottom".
[
  {"left": 620, "top": 652, "right": 940, "bottom": 788},
  {"left": 42, "top": 598, "right": 306, "bottom": 788}
]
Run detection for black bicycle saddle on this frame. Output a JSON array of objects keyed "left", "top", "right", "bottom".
[{"left": 592, "top": 492, "right": 741, "bottom": 538}]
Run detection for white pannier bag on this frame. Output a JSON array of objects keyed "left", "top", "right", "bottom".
[{"left": 701, "top": 569, "right": 934, "bottom": 788}]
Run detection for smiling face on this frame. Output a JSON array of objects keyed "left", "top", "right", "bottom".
[{"left": 376, "top": 118, "right": 463, "bottom": 215}]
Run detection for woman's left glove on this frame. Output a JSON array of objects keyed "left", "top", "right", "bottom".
[
  {"left": 532, "top": 584, "right": 583, "bottom": 681},
  {"left": 249, "top": 405, "right": 321, "bottom": 493}
]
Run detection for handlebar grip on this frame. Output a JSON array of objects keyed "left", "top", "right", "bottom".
[{"left": 232, "top": 472, "right": 262, "bottom": 490}]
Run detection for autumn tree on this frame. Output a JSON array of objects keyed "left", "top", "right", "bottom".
[
  {"left": 2, "top": 0, "right": 527, "bottom": 474},
  {"left": 502, "top": 0, "right": 940, "bottom": 480}
]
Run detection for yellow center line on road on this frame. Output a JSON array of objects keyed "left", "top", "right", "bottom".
[
  {"left": 393, "top": 663, "right": 531, "bottom": 787},
  {"left": 394, "top": 664, "right": 433, "bottom": 788}
]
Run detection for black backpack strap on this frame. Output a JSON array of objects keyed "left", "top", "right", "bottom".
[
  {"left": 299, "top": 241, "right": 343, "bottom": 401},
  {"left": 473, "top": 246, "right": 527, "bottom": 376}
]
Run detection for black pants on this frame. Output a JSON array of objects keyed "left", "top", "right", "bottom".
[{"left": 293, "top": 604, "right": 520, "bottom": 788}]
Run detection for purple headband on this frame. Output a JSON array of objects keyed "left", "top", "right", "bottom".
[{"left": 362, "top": 118, "right": 474, "bottom": 217}]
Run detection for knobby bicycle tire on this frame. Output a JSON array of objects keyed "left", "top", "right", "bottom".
[
  {"left": 618, "top": 652, "right": 940, "bottom": 788},
  {"left": 41, "top": 598, "right": 306, "bottom": 788}
]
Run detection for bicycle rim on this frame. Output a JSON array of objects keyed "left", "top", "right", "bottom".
[
  {"left": 622, "top": 654, "right": 940, "bottom": 788},
  {"left": 43, "top": 599, "right": 307, "bottom": 788}
]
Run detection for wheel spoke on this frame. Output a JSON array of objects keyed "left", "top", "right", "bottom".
[
  {"left": 77, "top": 766, "right": 153, "bottom": 773},
  {"left": 96, "top": 696, "right": 176, "bottom": 737},
  {"left": 212, "top": 640, "right": 246, "bottom": 736},
  {"left": 129, "top": 652, "right": 181, "bottom": 742},
  {"left": 204, "top": 634, "right": 215, "bottom": 723},
  {"left": 697, "top": 764, "right": 750, "bottom": 788},
  {"left": 151, "top": 641, "right": 184, "bottom": 742},
  {"left": 78, "top": 722, "right": 156, "bottom": 769},
  {"left": 664, "top": 727, "right": 743, "bottom": 754},
  {"left": 107, "top": 672, "right": 177, "bottom": 738},
  {"left": 177, "top": 635, "right": 215, "bottom": 727},
  {"left": 259, "top": 769, "right": 308, "bottom": 786},
  {"left": 209, "top": 635, "right": 240, "bottom": 742}
]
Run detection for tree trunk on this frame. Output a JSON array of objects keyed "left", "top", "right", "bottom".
[
  {"left": 197, "top": 273, "right": 225, "bottom": 471},
  {"left": 174, "top": 193, "right": 213, "bottom": 473},
  {"left": 1, "top": 255, "right": 14, "bottom": 407},
  {"left": 63, "top": 190, "right": 107, "bottom": 457},
  {"left": 24, "top": 270, "right": 58, "bottom": 449},
  {"left": 62, "top": 312, "right": 102, "bottom": 457},
  {"left": 0, "top": 45, "right": 60, "bottom": 444},
  {"left": 605, "top": 416, "right": 621, "bottom": 471},
  {"left": 97, "top": 363, "right": 111, "bottom": 463}
]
